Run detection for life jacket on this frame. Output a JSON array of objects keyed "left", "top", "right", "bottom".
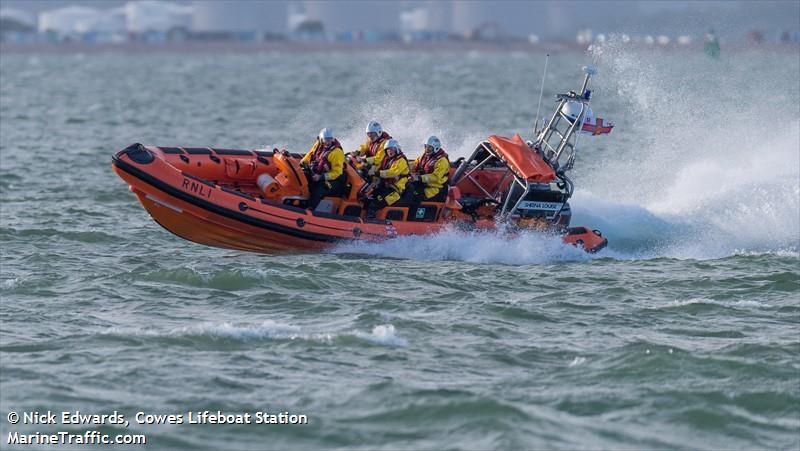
[
  {"left": 415, "top": 149, "right": 448, "bottom": 175},
  {"left": 310, "top": 138, "right": 342, "bottom": 174},
  {"left": 378, "top": 150, "right": 409, "bottom": 189},
  {"left": 367, "top": 132, "right": 391, "bottom": 157}
]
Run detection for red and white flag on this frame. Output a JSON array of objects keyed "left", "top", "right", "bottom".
[{"left": 581, "top": 116, "right": 614, "bottom": 135}]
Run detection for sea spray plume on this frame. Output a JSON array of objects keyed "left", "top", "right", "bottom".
[
  {"left": 295, "top": 54, "right": 494, "bottom": 160},
  {"left": 280, "top": 54, "right": 542, "bottom": 160},
  {"left": 338, "top": 59, "right": 485, "bottom": 161},
  {"left": 569, "top": 189, "right": 680, "bottom": 257},
  {"left": 583, "top": 37, "right": 799, "bottom": 258}
]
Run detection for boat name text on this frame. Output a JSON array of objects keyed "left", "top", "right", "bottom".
[{"left": 517, "top": 201, "right": 563, "bottom": 211}]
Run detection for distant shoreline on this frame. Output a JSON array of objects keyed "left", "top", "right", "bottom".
[
  {"left": 2, "top": 40, "right": 796, "bottom": 55},
  {"left": 1, "top": 40, "right": 576, "bottom": 54}
]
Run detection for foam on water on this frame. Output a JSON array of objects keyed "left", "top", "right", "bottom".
[
  {"left": 354, "top": 324, "right": 408, "bottom": 348},
  {"left": 568, "top": 356, "right": 587, "bottom": 367},
  {"left": 333, "top": 227, "right": 591, "bottom": 265},
  {"left": 1, "top": 278, "right": 21, "bottom": 290},
  {"left": 106, "top": 320, "right": 329, "bottom": 342},
  {"left": 106, "top": 321, "right": 406, "bottom": 348},
  {"left": 667, "top": 297, "right": 769, "bottom": 309},
  {"left": 732, "top": 249, "right": 800, "bottom": 258}
]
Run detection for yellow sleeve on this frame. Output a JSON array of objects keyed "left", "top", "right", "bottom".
[
  {"left": 356, "top": 140, "right": 369, "bottom": 157},
  {"left": 379, "top": 157, "right": 409, "bottom": 179},
  {"left": 302, "top": 141, "right": 318, "bottom": 164},
  {"left": 324, "top": 148, "right": 344, "bottom": 180},
  {"left": 394, "top": 159, "right": 410, "bottom": 193},
  {"left": 420, "top": 157, "right": 450, "bottom": 186}
]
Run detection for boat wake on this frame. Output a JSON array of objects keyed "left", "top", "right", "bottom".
[
  {"left": 332, "top": 227, "right": 594, "bottom": 265},
  {"left": 333, "top": 42, "right": 799, "bottom": 264},
  {"left": 579, "top": 38, "right": 800, "bottom": 260}
]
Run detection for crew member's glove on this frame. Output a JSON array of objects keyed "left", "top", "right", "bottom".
[
  {"left": 368, "top": 167, "right": 377, "bottom": 177},
  {"left": 312, "top": 174, "right": 322, "bottom": 182}
]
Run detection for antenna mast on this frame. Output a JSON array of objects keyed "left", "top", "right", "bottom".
[{"left": 533, "top": 53, "right": 550, "bottom": 136}]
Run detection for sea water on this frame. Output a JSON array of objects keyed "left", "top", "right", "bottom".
[{"left": 1, "top": 46, "right": 798, "bottom": 449}]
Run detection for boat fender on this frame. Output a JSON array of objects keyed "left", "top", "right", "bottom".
[
  {"left": 123, "top": 143, "right": 154, "bottom": 165},
  {"left": 257, "top": 173, "right": 279, "bottom": 195}
]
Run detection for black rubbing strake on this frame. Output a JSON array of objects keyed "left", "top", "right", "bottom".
[
  {"left": 184, "top": 147, "right": 212, "bottom": 155},
  {"left": 213, "top": 148, "right": 253, "bottom": 156}
]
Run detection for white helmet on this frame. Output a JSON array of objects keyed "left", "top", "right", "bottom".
[
  {"left": 318, "top": 127, "right": 334, "bottom": 140},
  {"left": 384, "top": 139, "right": 399, "bottom": 151},
  {"left": 561, "top": 101, "right": 593, "bottom": 124},
  {"left": 366, "top": 121, "right": 382, "bottom": 135},
  {"left": 424, "top": 135, "right": 441, "bottom": 151}
]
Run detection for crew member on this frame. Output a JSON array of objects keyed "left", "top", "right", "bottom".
[
  {"left": 365, "top": 139, "right": 409, "bottom": 218},
  {"left": 353, "top": 120, "right": 392, "bottom": 171},
  {"left": 301, "top": 127, "right": 345, "bottom": 210},
  {"left": 406, "top": 135, "right": 450, "bottom": 205}
]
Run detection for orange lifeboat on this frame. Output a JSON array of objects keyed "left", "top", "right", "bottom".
[
  {"left": 111, "top": 67, "right": 611, "bottom": 254},
  {"left": 111, "top": 139, "right": 606, "bottom": 254}
]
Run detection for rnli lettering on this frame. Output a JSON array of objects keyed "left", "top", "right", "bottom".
[{"left": 182, "top": 177, "right": 212, "bottom": 198}]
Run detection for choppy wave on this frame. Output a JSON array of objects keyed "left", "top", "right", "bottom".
[
  {"left": 127, "top": 266, "right": 269, "bottom": 290},
  {"left": 104, "top": 321, "right": 406, "bottom": 348},
  {"left": 107, "top": 320, "right": 333, "bottom": 342},
  {"left": 0, "top": 227, "right": 119, "bottom": 244},
  {"left": 0, "top": 277, "right": 21, "bottom": 290},
  {"left": 353, "top": 324, "right": 407, "bottom": 347},
  {"left": 666, "top": 297, "right": 769, "bottom": 309}
]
